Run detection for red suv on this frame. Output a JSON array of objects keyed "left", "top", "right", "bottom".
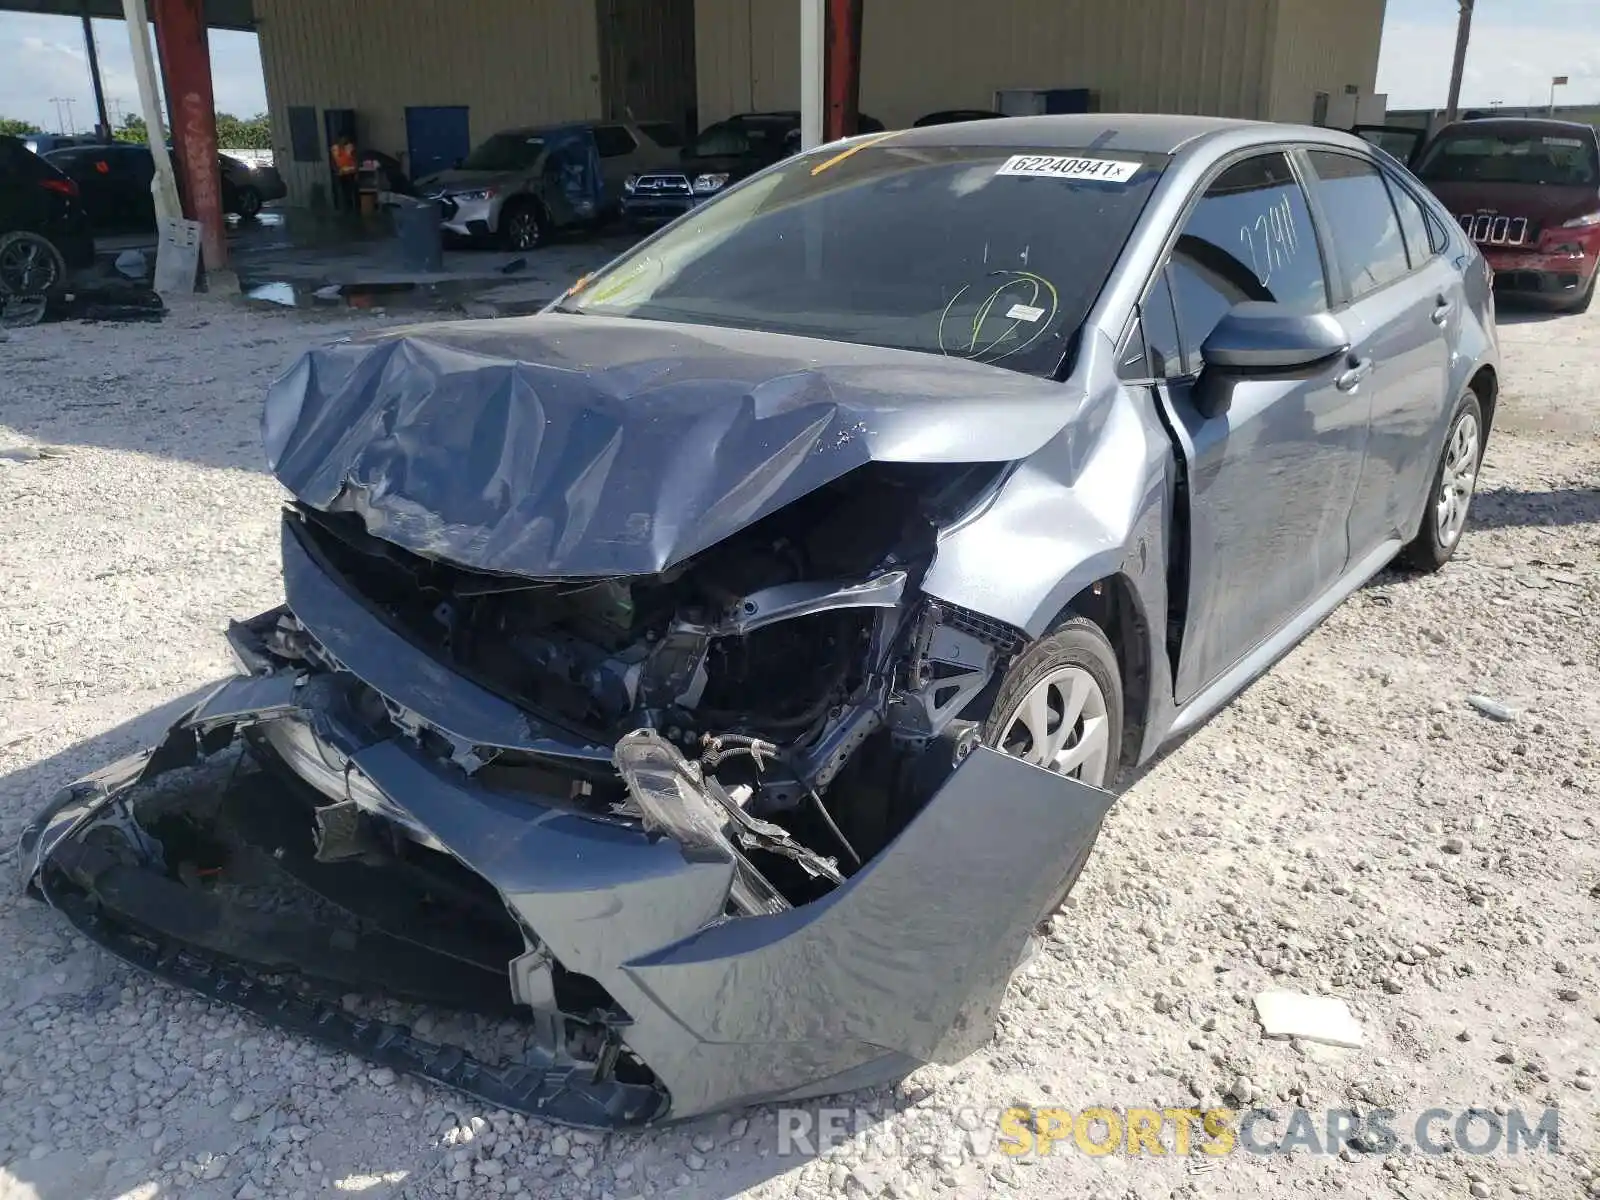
[{"left": 1408, "top": 118, "right": 1600, "bottom": 311}]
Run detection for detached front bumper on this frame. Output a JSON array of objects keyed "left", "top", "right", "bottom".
[{"left": 18, "top": 516, "right": 1114, "bottom": 1126}]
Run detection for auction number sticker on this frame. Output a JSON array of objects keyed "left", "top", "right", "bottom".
[{"left": 996, "top": 154, "right": 1141, "bottom": 183}]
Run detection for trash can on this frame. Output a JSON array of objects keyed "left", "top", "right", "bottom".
[{"left": 390, "top": 195, "right": 443, "bottom": 274}]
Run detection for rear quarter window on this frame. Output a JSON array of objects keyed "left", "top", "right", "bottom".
[{"left": 638, "top": 121, "right": 684, "bottom": 147}]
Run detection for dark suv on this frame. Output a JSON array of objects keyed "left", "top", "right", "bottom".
[
  {"left": 0, "top": 135, "right": 95, "bottom": 297},
  {"left": 1412, "top": 118, "right": 1600, "bottom": 310},
  {"left": 621, "top": 110, "right": 885, "bottom": 228}
]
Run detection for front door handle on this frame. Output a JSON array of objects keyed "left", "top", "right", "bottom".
[
  {"left": 1336, "top": 357, "right": 1374, "bottom": 392},
  {"left": 1431, "top": 297, "right": 1454, "bottom": 325}
]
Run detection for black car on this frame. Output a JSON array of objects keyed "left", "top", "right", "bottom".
[
  {"left": 0, "top": 135, "right": 95, "bottom": 297},
  {"left": 621, "top": 110, "right": 885, "bottom": 227},
  {"left": 912, "top": 108, "right": 1008, "bottom": 127},
  {"left": 42, "top": 143, "right": 283, "bottom": 232}
]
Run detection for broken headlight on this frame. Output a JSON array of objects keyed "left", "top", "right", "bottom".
[{"left": 612, "top": 730, "right": 789, "bottom": 917}]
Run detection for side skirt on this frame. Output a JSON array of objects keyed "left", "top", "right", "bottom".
[{"left": 1165, "top": 538, "right": 1402, "bottom": 743}]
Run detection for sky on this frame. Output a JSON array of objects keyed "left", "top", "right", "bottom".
[
  {"left": 0, "top": 0, "right": 1598, "bottom": 135},
  {"left": 1377, "top": 0, "right": 1600, "bottom": 109},
  {"left": 0, "top": 14, "right": 265, "bottom": 133}
]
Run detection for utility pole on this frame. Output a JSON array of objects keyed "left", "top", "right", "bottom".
[
  {"left": 1444, "top": 0, "right": 1474, "bottom": 124},
  {"left": 81, "top": 5, "right": 112, "bottom": 140},
  {"left": 49, "top": 97, "right": 69, "bottom": 134}
]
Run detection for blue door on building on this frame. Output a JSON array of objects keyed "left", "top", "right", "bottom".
[{"left": 406, "top": 106, "right": 471, "bottom": 183}]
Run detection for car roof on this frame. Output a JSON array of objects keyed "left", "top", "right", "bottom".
[
  {"left": 495, "top": 119, "right": 651, "bottom": 138},
  {"left": 885, "top": 112, "right": 1275, "bottom": 154},
  {"left": 1434, "top": 116, "right": 1599, "bottom": 139}
]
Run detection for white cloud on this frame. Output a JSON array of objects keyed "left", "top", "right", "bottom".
[
  {"left": 1378, "top": 13, "right": 1600, "bottom": 110},
  {"left": 0, "top": 13, "right": 264, "bottom": 134}
]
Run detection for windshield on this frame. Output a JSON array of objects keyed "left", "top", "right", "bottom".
[
  {"left": 684, "top": 118, "right": 792, "bottom": 160},
  {"left": 1416, "top": 129, "right": 1599, "bottom": 187},
  {"left": 460, "top": 132, "right": 544, "bottom": 172},
  {"left": 561, "top": 142, "right": 1167, "bottom": 376}
]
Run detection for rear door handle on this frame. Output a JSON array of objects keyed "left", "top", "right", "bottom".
[
  {"left": 1336, "top": 358, "right": 1374, "bottom": 392},
  {"left": 1432, "top": 297, "right": 1454, "bottom": 325}
]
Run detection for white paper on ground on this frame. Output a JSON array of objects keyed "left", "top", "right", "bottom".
[{"left": 1253, "top": 989, "right": 1365, "bottom": 1049}]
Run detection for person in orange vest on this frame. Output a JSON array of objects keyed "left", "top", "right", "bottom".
[{"left": 331, "top": 135, "right": 359, "bottom": 211}]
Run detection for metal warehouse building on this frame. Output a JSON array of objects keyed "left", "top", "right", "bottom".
[
  {"left": 247, "top": 0, "right": 1390, "bottom": 205},
  {"left": 9, "top": 0, "right": 1392, "bottom": 210}
]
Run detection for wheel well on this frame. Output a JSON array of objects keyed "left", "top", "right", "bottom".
[
  {"left": 1469, "top": 365, "right": 1498, "bottom": 434},
  {"left": 1061, "top": 575, "right": 1149, "bottom": 778},
  {"left": 501, "top": 195, "right": 545, "bottom": 220}
]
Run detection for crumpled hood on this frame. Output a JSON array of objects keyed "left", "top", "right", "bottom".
[{"left": 262, "top": 313, "right": 1082, "bottom": 578}]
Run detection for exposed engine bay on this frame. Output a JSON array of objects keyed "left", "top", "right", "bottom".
[{"left": 292, "top": 460, "right": 1022, "bottom": 894}]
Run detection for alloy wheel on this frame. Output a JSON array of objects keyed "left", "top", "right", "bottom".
[
  {"left": 1435, "top": 410, "right": 1480, "bottom": 549},
  {"left": 0, "top": 234, "right": 60, "bottom": 296},
  {"left": 996, "top": 665, "right": 1113, "bottom": 787},
  {"left": 507, "top": 209, "right": 541, "bottom": 250}
]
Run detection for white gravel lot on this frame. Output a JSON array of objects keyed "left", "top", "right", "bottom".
[{"left": 0, "top": 295, "right": 1596, "bottom": 1200}]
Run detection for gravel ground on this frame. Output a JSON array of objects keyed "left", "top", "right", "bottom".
[{"left": 0, "top": 295, "right": 1596, "bottom": 1200}]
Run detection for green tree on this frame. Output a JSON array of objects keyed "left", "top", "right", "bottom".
[
  {"left": 114, "top": 113, "right": 149, "bottom": 144},
  {"left": 0, "top": 116, "right": 43, "bottom": 137},
  {"left": 215, "top": 112, "right": 271, "bottom": 150}
]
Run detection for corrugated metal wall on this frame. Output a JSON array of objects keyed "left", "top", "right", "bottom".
[
  {"left": 255, "top": 0, "right": 603, "bottom": 203},
  {"left": 1264, "top": 0, "right": 1387, "bottom": 123},
  {"left": 693, "top": 0, "right": 799, "bottom": 121},
  {"left": 693, "top": 0, "right": 1284, "bottom": 129},
  {"left": 861, "top": 0, "right": 1279, "bottom": 128},
  {"left": 254, "top": 0, "right": 1388, "bottom": 203}
]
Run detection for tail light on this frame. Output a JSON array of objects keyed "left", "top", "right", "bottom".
[{"left": 40, "top": 177, "right": 79, "bottom": 198}]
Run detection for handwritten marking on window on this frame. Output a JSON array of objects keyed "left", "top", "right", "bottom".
[{"left": 1237, "top": 191, "right": 1300, "bottom": 290}]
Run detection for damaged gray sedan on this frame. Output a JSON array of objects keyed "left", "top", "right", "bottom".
[{"left": 20, "top": 115, "right": 1499, "bottom": 1126}]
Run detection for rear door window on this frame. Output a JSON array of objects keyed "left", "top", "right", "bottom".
[
  {"left": 1303, "top": 151, "right": 1411, "bottom": 301},
  {"left": 1386, "top": 176, "right": 1436, "bottom": 268},
  {"left": 593, "top": 125, "right": 639, "bottom": 158},
  {"left": 1166, "top": 151, "right": 1329, "bottom": 374}
]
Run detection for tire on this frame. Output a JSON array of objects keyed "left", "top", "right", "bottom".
[
  {"left": 1398, "top": 389, "right": 1485, "bottom": 573},
  {"left": 0, "top": 231, "right": 68, "bottom": 298},
  {"left": 982, "top": 617, "right": 1124, "bottom": 923},
  {"left": 233, "top": 186, "right": 263, "bottom": 219},
  {"left": 499, "top": 200, "right": 545, "bottom": 251}
]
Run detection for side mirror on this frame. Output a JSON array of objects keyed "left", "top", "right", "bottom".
[{"left": 1193, "top": 303, "right": 1350, "bottom": 418}]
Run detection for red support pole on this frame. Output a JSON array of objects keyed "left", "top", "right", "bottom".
[
  {"left": 151, "top": 0, "right": 227, "bottom": 271},
  {"left": 823, "top": 0, "right": 862, "bottom": 143}
]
